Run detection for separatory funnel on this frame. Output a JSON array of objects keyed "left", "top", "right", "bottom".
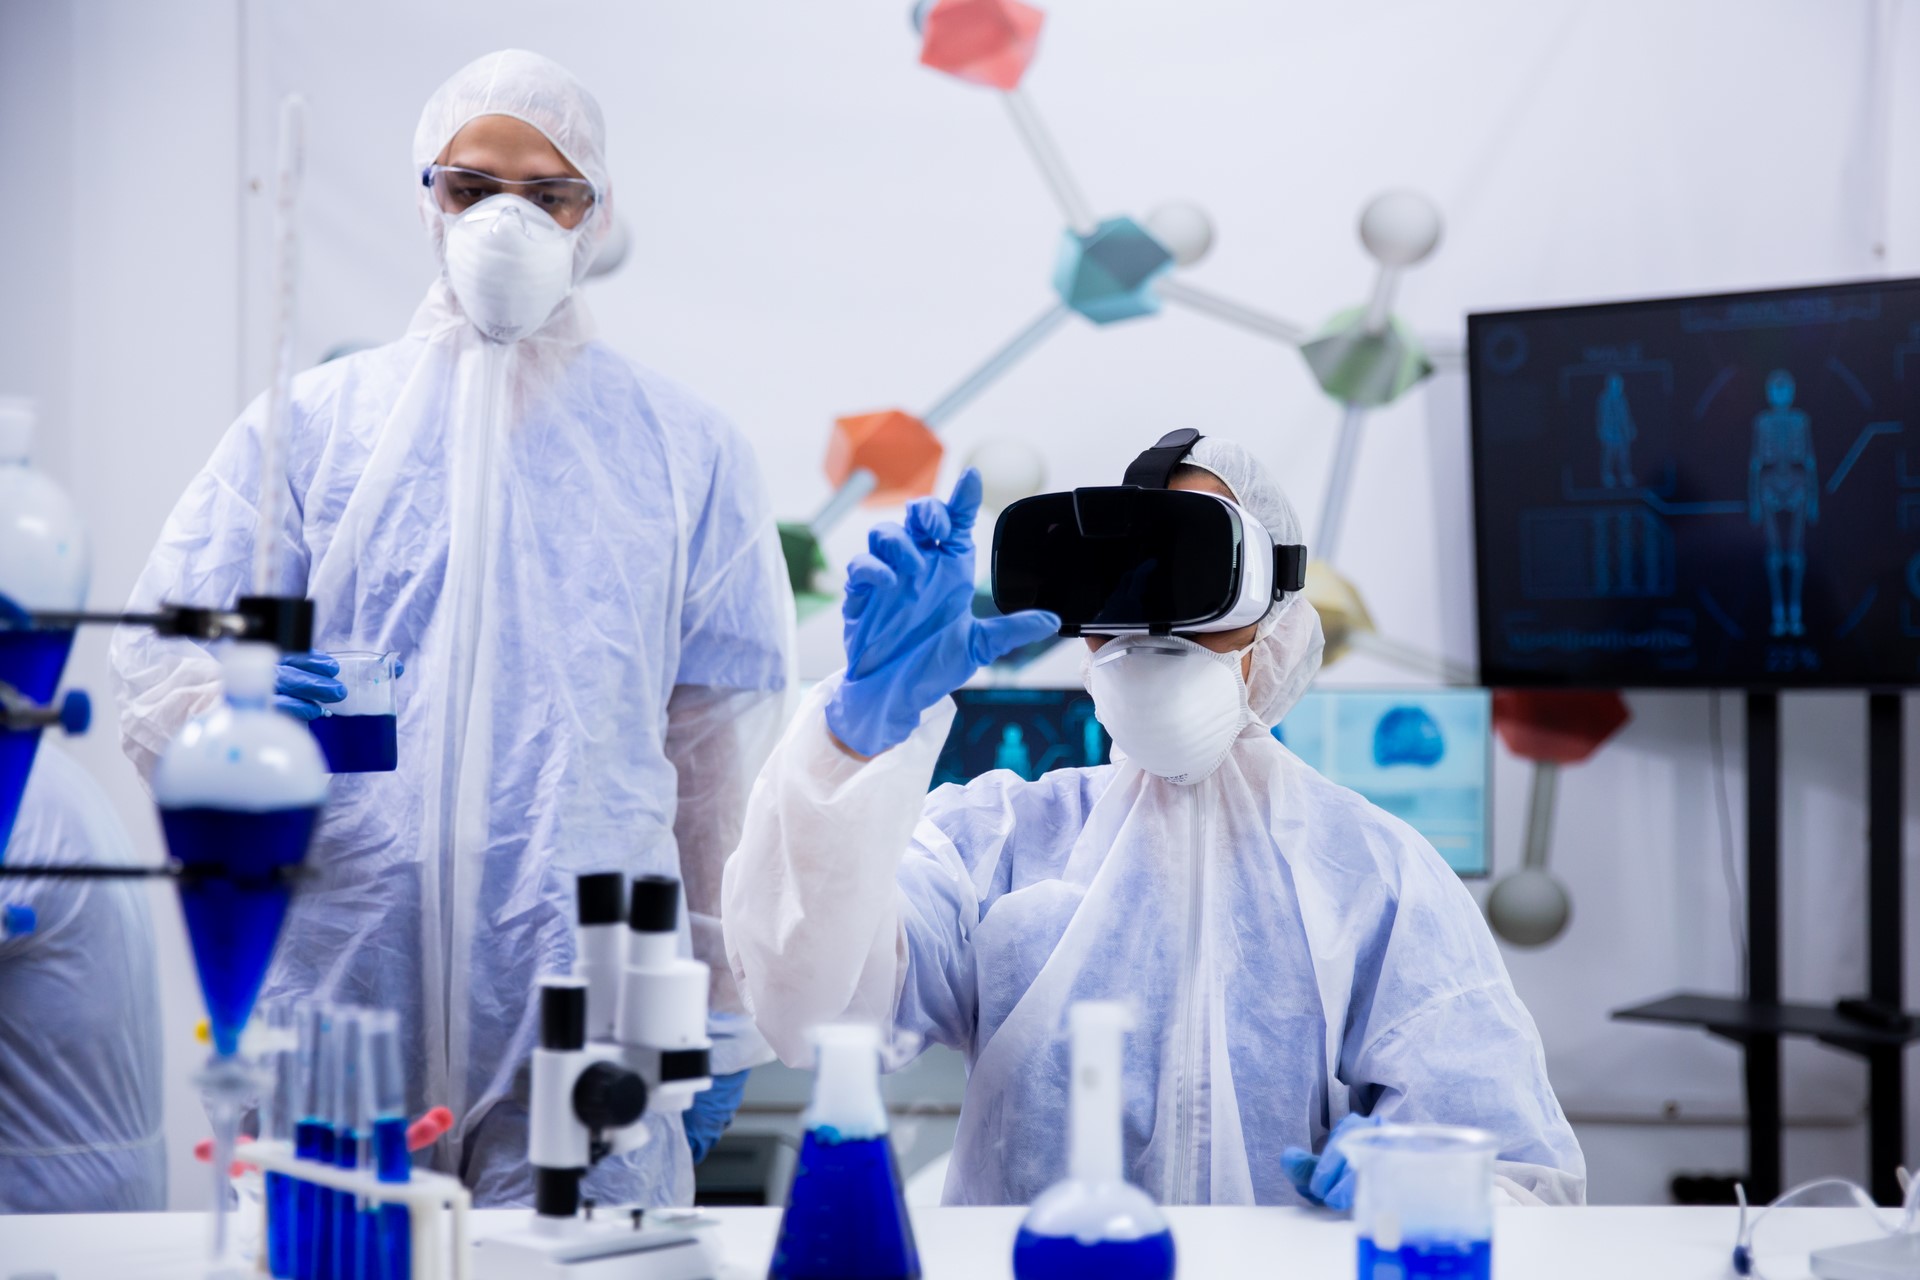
[
  {"left": 1013, "top": 1002, "right": 1175, "bottom": 1280},
  {"left": 154, "top": 640, "right": 328, "bottom": 1275},
  {"left": 0, "top": 396, "right": 91, "bottom": 854},
  {"left": 769, "top": 1022, "right": 922, "bottom": 1280}
]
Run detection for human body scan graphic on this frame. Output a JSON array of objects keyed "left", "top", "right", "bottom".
[
  {"left": 1748, "top": 369, "right": 1820, "bottom": 638},
  {"left": 1596, "top": 373, "right": 1637, "bottom": 488}
]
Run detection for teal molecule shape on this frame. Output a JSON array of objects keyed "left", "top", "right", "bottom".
[{"left": 1052, "top": 217, "right": 1174, "bottom": 325}]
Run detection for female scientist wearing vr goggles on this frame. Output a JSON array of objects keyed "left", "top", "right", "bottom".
[{"left": 722, "top": 431, "right": 1584, "bottom": 1209}]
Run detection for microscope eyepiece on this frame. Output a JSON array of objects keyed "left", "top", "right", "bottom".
[
  {"left": 538, "top": 978, "right": 587, "bottom": 1051},
  {"left": 577, "top": 872, "right": 625, "bottom": 927},
  {"left": 628, "top": 875, "right": 679, "bottom": 934}
]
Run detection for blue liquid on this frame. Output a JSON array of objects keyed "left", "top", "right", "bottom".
[
  {"left": 373, "top": 1117, "right": 412, "bottom": 1280},
  {"left": 309, "top": 714, "right": 397, "bottom": 774},
  {"left": 159, "top": 806, "right": 318, "bottom": 1057},
  {"left": 0, "top": 625, "right": 73, "bottom": 855},
  {"left": 268, "top": 1170, "right": 296, "bottom": 1277},
  {"left": 1357, "top": 1237, "right": 1492, "bottom": 1280},
  {"left": 295, "top": 1120, "right": 335, "bottom": 1280},
  {"left": 1012, "top": 1228, "right": 1176, "bottom": 1280},
  {"left": 332, "top": 1133, "right": 359, "bottom": 1280},
  {"left": 770, "top": 1131, "right": 920, "bottom": 1280}
]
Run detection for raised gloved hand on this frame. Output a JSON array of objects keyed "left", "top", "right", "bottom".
[
  {"left": 683, "top": 1068, "right": 750, "bottom": 1164},
  {"left": 825, "top": 469, "right": 1060, "bottom": 757},
  {"left": 1281, "top": 1110, "right": 1382, "bottom": 1211},
  {"left": 273, "top": 653, "right": 345, "bottom": 722}
]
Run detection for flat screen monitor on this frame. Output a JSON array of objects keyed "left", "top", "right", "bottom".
[
  {"left": 1469, "top": 277, "right": 1920, "bottom": 688},
  {"left": 938, "top": 686, "right": 1491, "bottom": 877},
  {"left": 1275, "top": 687, "right": 1492, "bottom": 878}
]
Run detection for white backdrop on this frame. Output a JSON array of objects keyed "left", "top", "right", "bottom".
[{"left": 3, "top": 0, "right": 1920, "bottom": 1208}]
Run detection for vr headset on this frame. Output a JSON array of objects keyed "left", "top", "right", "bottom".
[{"left": 991, "top": 428, "right": 1309, "bottom": 637}]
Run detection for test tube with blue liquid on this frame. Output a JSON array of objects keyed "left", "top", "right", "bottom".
[
  {"left": 361, "top": 1008, "right": 412, "bottom": 1280},
  {"left": 308, "top": 651, "right": 398, "bottom": 774},
  {"left": 769, "top": 1022, "right": 921, "bottom": 1280},
  {"left": 1012, "top": 1002, "right": 1174, "bottom": 1280},
  {"left": 263, "top": 999, "right": 301, "bottom": 1279},
  {"left": 330, "top": 1011, "right": 364, "bottom": 1280},
  {"left": 296, "top": 1005, "right": 339, "bottom": 1280},
  {"left": 1345, "top": 1125, "right": 1496, "bottom": 1280}
]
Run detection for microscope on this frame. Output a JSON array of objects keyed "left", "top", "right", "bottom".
[{"left": 474, "top": 871, "right": 721, "bottom": 1280}]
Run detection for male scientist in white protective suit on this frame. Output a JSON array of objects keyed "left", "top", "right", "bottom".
[
  {"left": 113, "top": 51, "right": 794, "bottom": 1205},
  {"left": 723, "top": 430, "right": 1585, "bottom": 1208}
]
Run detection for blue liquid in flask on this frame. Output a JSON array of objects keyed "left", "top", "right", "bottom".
[
  {"left": 770, "top": 1131, "right": 921, "bottom": 1280},
  {"left": 1357, "top": 1237, "right": 1492, "bottom": 1280},
  {"left": 1012, "top": 1228, "right": 1176, "bottom": 1280},
  {"left": 159, "top": 806, "right": 318, "bottom": 1057},
  {"left": 0, "top": 624, "right": 73, "bottom": 852},
  {"left": 309, "top": 714, "right": 397, "bottom": 774}
]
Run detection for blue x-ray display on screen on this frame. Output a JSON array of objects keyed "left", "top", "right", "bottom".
[
  {"left": 934, "top": 688, "right": 1111, "bottom": 789},
  {"left": 1469, "top": 277, "right": 1920, "bottom": 687},
  {"left": 938, "top": 686, "right": 1489, "bottom": 877},
  {"left": 1274, "top": 688, "right": 1492, "bottom": 878}
]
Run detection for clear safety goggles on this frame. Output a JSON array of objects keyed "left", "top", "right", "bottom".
[{"left": 421, "top": 164, "right": 597, "bottom": 228}]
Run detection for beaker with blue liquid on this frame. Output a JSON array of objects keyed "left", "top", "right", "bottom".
[
  {"left": 1345, "top": 1125, "right": 1496, "bottom": 1280},
  {"left": 308, "top": 651, "right": 398, "bottom": 774}
]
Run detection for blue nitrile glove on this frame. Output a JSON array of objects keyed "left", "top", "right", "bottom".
[
  {"left": 1282, "top": 1110, "right": 1382, "bottom": 1211},
  {"left": 273, "top": 652, "right": 346, "bottom": 721},
  {"left": 683, "top": 1069, "right": 750, "bottom": 1164},
  {"left": 825, "top": 469, "right": 1060, "bottom": 757}
]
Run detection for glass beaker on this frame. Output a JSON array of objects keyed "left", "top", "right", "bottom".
[
  {"left": 309, "top": 651, "right": 398, "bottom": 774},
  {"left": 1344, "top": 1124, "right": 1496, "bottom": 1280}
]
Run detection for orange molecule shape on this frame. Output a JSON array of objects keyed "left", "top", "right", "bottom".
[
  {"left": 918, "top": 0, "right": 1045, "bottom": 91},
  {"left": 1491, "top": 690, "right": 1630, "bottom": 766},
  {"left": 826, "top": 409, "right": 944, "bottom": 507}
]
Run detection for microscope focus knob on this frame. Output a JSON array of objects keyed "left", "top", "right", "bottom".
[{"left": 573, "top": 1061, "right": 647, "bottom": 1131}]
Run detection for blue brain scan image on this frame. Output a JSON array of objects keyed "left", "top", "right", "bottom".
[
  {"left": 1278, "top": 688, "right": 1491, "bottom": 877},
  {"left": 1373, "top": 705, "right": 1446, "bottom": 768}
]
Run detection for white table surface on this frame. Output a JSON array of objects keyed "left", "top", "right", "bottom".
[{"left": 0, "top": 1205, "right": 1893, "bottom": 1279}]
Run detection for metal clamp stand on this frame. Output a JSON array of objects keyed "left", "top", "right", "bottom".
[{"left": 1615, "top": 691, "right": 1916, "bottom": 1204}]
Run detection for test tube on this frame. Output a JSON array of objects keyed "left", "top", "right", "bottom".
[
  {"left": 363, "top": 1009, "right": 412, "bottom": 1280},
  {"left": 295, "top": 1003, "right": 336, "bottom": 1280},
  {"left": 264, "top": 999, "right": 300, "bottom": 1279},
  {"left": 331, "top": 1010, "right": 365, "bottom": 1280}
]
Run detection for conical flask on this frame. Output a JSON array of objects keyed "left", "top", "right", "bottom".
[
  {"left": 1012, "top": 1002, "right": 1175, "bottom": 1280},
  {"left": 155, "top": 642, "right": 328, "bottom": 1058},
  {"left": 0, "top": 397, "right": 88, "bottom": 855},
  {"left": 769, "top": 1022, "right": 921, "bottom": 1280}
]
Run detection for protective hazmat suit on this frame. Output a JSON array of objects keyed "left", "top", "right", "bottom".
[
  {"left": 112, "top": 51, "right": 794, "bottom": 1206},
  {"left": 0, "top": 745, "right": 166, "bottom": 1212},
  {"left": 724, "top": 437, "right": 1584, "bottom": 1207}
]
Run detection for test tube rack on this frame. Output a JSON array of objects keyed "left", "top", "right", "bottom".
[{"left": 247, "top": 1140, "right": 473, "bottom": 1280}]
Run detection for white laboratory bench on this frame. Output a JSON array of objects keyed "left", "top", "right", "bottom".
[{"left": 0, "top": 1205, "right": 1894, "bottom": 1279}]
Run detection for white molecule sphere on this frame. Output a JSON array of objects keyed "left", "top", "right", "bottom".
[
  {"left": 1144, "top": 202, "right": 1215, "bottom": 267},
  {"left": 966, "top": 438, "right": 1048, "bottom": 511},
  {"left": 1485, "top": 868, "right": 1571, "bottom": 948},
  {"left": 1358, "top": 190, "right": 1443, "bottom": 268}
]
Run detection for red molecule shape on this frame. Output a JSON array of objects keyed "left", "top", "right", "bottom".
[
  {"left": 1492, "top": 691, "right": 1631, "bottom": 766},
  {"left": 826, "top": 409, "right": 944, "bottom": 507},
  {"left": 919, "top": 0, "right": 1046, "bottom": 91}
]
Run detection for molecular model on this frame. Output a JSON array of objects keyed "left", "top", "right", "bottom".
[{"left": 779, "top": 0, "right": 1460, "bottom": 680}]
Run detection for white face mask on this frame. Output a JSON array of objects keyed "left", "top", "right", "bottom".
[
  {"left": 441, "top": 194, "right": 581, "bottom": 343},
  {"left": 1083, "top": 634, "right": 1253, "bottom": 785}
]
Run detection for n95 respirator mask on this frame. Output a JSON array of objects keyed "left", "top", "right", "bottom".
[
  {"left": 441, "top": 194, "right": 582, "bottom": 343},
  {"left": 1083, "top": 634, "right": 1254, "bottom": 785}
]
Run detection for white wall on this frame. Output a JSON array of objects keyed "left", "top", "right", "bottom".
[{"left": 3, "top": 0, "right": 1918, "bottom": 1208}]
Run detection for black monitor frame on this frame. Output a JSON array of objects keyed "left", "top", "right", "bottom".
[{"left": 1468, "top": 275, "right": 1920, "bottom": 691}]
